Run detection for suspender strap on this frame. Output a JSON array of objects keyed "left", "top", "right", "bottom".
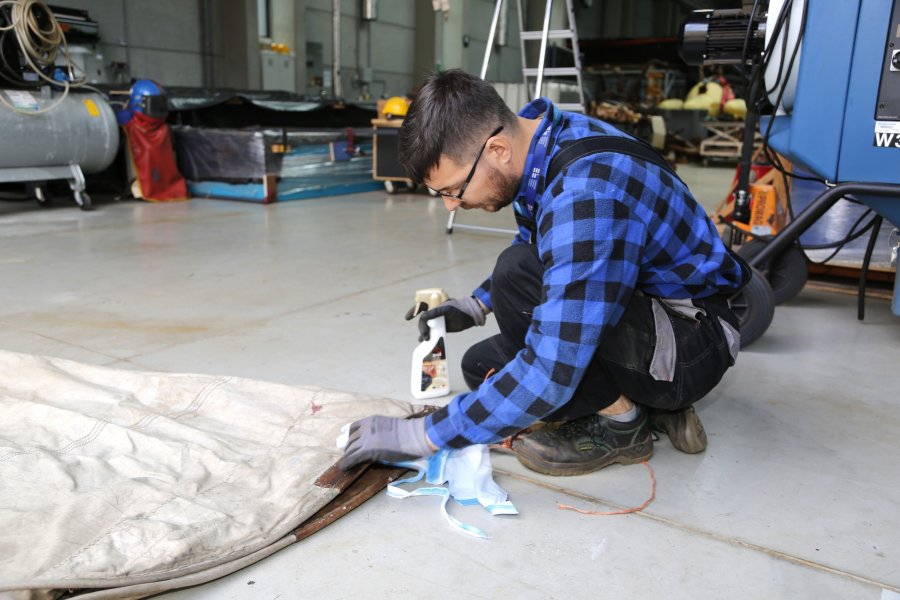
[
  {"left": 517, "top": 135, "right": 686, "bottom": 244},
  {"left": 546, "top": 135, "right": 684, "bottom": 187},
  {"left": 545, "top": 134, "right": 750, "bottom": 292}
]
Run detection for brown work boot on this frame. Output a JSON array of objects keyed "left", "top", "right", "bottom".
[
  {"left": 512, "top": 409, "right": 653, "bottom": 476},
  {"left": 649, "top": 406, "right": 707, "bottom": 454}
]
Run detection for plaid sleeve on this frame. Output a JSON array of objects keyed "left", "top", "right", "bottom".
[{"left": 427, "top": 153, "right": 649, "bottom": 447}]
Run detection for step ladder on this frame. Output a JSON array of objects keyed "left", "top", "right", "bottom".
[
  {"left": 447, "top": 0, "right": 586, "bottom": 235},
  {"left": 516, "top": 0, "right": 586, "bottom": 113}
]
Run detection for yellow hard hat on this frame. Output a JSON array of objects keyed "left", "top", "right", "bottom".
[{"left": 383, "top": 96, "right": 409, "bottom": 119}]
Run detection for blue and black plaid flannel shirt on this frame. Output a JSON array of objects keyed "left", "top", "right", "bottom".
[{"left": 425, "top": 98, "right": 747, "bottom": 448}]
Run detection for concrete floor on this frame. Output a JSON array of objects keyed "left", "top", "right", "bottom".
[{"left": 1, "top": 164, "right": 899, "bottom": 598}]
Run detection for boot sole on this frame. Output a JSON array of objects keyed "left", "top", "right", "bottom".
[
  {"left": 513, "top": 440, "right": 654, "bottom": 477},
  {"left": 654, "top": 409, "right": 707, "bottom": 454}
]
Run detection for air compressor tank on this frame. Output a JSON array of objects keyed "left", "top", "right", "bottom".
[{"left": 0, "top": 89, "right": 119, "bottom": 174}]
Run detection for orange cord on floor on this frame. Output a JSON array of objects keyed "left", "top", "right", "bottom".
[{"left": 556, "top": 461, "right": 656, "bottom": 515}]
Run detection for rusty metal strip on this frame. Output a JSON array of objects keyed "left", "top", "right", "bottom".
[
  {"left": 295, "top": 408, "right": 436, "bottom": 541},
  {"left": 295, "top": 464, "right": 408, "bottom": 541}
]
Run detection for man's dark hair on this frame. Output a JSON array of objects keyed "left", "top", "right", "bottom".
[{"left": 398, "top": 69, "right": 518, "bottom": 183}]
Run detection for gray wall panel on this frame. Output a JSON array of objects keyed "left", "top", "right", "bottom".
[
  {"left": 49, "top": 0, "right": 211, "bottom": 86},
  {"left": 305, "top": 0, "right": 361, "bottom": 16},
  {"left": 376, "top": 0, "right": 416, "bottom": 27},
  {"left": 305, "top": 0, "right": 332, "bottom": 12},
  {"left": 125, "top": 0, "right": 201, "bottom": 53},
  {"left": 413, "top": 1, "right": 437, "bottom": 83},
  {"left": 369, "top": 23, "right": 415, "bottom": 75},
  {"left": 48, "top": 0, "right": 539, "bottom": 94},
  {"left": 50, "top": 0, "right": 125, "bottom": 43},
  {"left": 304, "top": 9, "right": 335, "bottom": 62},
  {"left": 125, "top": 48, "right": 204, "bottom": 87},
  {"left": 304, "top": 3, "right": 416, "bottom": 98}
]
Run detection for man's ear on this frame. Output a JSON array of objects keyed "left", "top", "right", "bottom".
[{"left": 485, "top": 135, "right": 513, "bottom": 166}]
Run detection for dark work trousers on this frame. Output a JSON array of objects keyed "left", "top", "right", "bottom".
[{"left": 461, "top": 244, "right": 740, "bottom": 423}]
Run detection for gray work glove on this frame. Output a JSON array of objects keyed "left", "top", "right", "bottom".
[
  {"left": 340, "top": 415, "right": 434, "bottom": 471},
  {"left": 405, "top": 296, "right": 487, "bottom": 342}
]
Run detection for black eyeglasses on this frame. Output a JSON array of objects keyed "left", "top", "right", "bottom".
[{"left": 437, "top": 126, "right": 504, "bottom": 200}]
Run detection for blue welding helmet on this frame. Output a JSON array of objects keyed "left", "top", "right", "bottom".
[{"left": 128, "top": 79, "right": 169, "bottom": 119}]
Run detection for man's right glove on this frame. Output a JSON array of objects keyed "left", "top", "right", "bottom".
[
  {"left": 340, "top": 415, "right": 435, "bottom": 471},
  {"left": 405, "top": 296, "right": 487, "bottom": 341}
]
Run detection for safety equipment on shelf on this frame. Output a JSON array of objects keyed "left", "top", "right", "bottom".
[{"left": 382, "top": 96, "right": 409, "bottom": 119}]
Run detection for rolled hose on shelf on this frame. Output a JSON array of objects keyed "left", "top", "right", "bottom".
[{"left": 0, "top": 0, "right": 85, "bottom": 114}]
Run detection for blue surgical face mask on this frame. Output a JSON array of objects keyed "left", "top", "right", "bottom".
[{"left": 387, "top": 445, "right": 518, "bottom": 539}]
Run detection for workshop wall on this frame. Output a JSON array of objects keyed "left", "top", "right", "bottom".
[
  {"left": 48, "top": 0, "right": 220, "bottom": 88},
  {"left": 47, "top": 0, "right": 720, "bottom": 98},
  {"left": 301, "top": 0, "right": 523, "bottom": 100},
  {"left": 463, "top": 0, "right": 523, "bottom": 83},
  {"left": 303, "top": 0, "right": 417, "bottom": 99}
]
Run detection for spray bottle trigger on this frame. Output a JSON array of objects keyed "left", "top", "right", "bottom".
[{"left": 405, "top": 301, "right": 430, "bottom": 321}]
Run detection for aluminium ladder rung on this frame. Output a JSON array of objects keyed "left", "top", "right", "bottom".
[
  {"left": 519, "top": 29, "right": 574, "bottom": 41},
  {"left": 555, "top": 102, "right": 585, "bottom": 112},
  {"left": 523, "top": 67, "right": 580, "bottom": 77}
]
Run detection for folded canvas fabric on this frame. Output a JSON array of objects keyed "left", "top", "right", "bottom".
[{"left": 0, "top": 350, "right": 411, "bottom": 600}]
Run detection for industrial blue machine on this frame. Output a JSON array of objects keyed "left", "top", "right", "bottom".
[{"left": 681, "top": 0, "right": 900, "bottom": 344}]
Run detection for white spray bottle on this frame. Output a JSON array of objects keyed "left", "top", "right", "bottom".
[{"left": 409, "top": 288, "right": 451, "bottom": 400}]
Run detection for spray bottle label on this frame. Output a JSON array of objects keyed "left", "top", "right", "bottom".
[{"left": 420, "top": 337, "right": 449, "bottom": 393}]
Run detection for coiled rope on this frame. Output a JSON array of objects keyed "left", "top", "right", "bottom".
[{"left": 0, "top": 0, "right": 85, "bottom": 114}]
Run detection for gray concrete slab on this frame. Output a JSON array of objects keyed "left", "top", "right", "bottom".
[
  {"left": 1, "top": 184, "right": 899, "bottom": 597},
  {"left": 159, "top": 472, "right": 881, "bottom": 600}
]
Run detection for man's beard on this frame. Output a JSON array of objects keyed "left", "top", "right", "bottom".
[{"left": 481, "top": 165, "right": 521, "bottom": 213}]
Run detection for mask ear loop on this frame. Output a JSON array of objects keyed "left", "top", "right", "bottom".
[{"left": 386, "top": 454, "right": 489, "bottom": 539}]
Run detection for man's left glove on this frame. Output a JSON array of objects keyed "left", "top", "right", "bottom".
[
  {"left": 405, "top": 296, "right": 487, "bottom": 342},
  {"left": 340, "top": 415, "right": 435, "bottom": 471}
]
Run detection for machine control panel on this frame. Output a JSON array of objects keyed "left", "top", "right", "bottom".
[{"left": 875, "top": 1, "right": 900, "bottom": 119}]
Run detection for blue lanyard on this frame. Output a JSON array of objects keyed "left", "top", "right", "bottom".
[{"left": 515, "top": 105, "right": 561, "bottom": 221}]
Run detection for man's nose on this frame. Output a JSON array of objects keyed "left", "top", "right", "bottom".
[{"left": 442, "top": 197, "right": 461, "bottom": 211}]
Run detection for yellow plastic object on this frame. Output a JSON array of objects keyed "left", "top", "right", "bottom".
[
  {"left": 723, "top": 98, "right": 747, "bottom": 120},
  {"left": 383, "top": 96, "right": 409, "bottom": 119},
  {"left": 658, "top": 98, "right": 684, "bottom": 110},
  {"left": 686, "top": 80, "right": 722, "bottom": 100},
  {"left": 685, "top": 81, "right": 724, "bottom": 116},
  {"left": 684, "top": 95, "right": 720, "bottom": 116}
]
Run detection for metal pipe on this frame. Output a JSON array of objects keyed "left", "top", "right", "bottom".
[
  {"left": 447, "top": 221, "right": 519, "bottom": 236},
  {"left": 361, "top": 0, "right": 377, "bottom": 20},
  {"left": 733, "top": 61, "right": 762, "bottom": 226},
  {"left": 480, "top": 0, "right": 504, "bottom": 79},
  {"left": 747, "top": 182, "right": 900, "bottom": 269},
  {"left": 534, "top": 0, "right": 553, "bottom": 99},
  {"left": 333, "top": 0, "right": 342, "bottom": 98}
]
